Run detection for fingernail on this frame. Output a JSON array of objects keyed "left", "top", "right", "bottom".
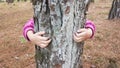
[
  {"left": 77, "top": 32, "right": 81, "bottom": 34},
  {"left": 77, "top": 30, "right": 80, "bottom": 32},
  {"left": 77, "top": 30, "right": 81, "bottom": 33}
]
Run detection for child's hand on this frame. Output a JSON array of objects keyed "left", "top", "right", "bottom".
[
  {"left": 27, "top": 31, "right": 51, "bottom": 48},
  {"left": 73, "top": 28, "right": 92, "bottom": 42}
]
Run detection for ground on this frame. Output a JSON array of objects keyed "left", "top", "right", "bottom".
[{"left": 0, "top": 0, "right": 120, "bottom": 68}]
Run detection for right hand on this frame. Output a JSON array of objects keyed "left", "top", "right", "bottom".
[{"left": 27, "top": 31, "right": 51, "bottom": 48}]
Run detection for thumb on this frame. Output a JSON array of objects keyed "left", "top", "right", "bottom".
[
  {"left": 77, "top": 28, "right": 86, "bottom": 33},
  {"left": 36, "top": 31, "right": 45, "bottom": 36}
]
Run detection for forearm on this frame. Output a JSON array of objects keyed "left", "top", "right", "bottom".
[
  {"left": 85, "top": 20, "right": 96, "bottom": 38},
  {"left": 23, "top": 19, "right": 34, "bottom": 41},
  {"left": 86, "top": 28, "right": 93, "bottom": 38},
  {"left": 27, "top": 30, "right": 34, "bottom": 41}
]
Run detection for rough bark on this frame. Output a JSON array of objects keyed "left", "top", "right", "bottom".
[
  {"left": 108, "top": 0, "right": 120, "bottom": 19},
  {"left": 33, "top": 0, "right": 86, "bottom": 68}
]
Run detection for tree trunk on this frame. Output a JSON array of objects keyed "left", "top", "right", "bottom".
[
  {"left": 17, "top": 0, "right": 20, "bottom": 2},
  {"left": 85, "top": 0, "right": 91, "bottom": 12},
  {"left": 108, "top": 0, "right": 120, "bottom": 19},
  {"left": 32, "top": 0, "right": 86, "bottom": 68},
  {"left": 24, "top": 0, "right": 27, "bottom": 2},
  {"left": 91, "top": 0, "right": 94, "bottom": 2},
  {"left": 6, "top": 0, "right": 14, "bottom": 4}
]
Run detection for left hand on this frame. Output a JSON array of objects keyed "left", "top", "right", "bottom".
[{"left": 73, "top": 28, "right": 92, "bottom": 42}]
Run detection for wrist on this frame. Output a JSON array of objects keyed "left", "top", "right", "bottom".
[
  {"left": 85, "top": 20, "right": 95, "bottom": 38},
  {"left": 87, "top": 28, "right": 93, "bottom": 38},
  {"left": 27, "top": 30, "right": 34, "bottom": 41}
]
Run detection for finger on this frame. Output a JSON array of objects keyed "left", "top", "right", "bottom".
[
  {"left": 41, "top": 39, "right": 51, "bottom": 44},
  {"left": 39, "top": 36, "right": 50, "bottom": 41},
  {"left": 76, "top": 32, "right": 86, "bottom": 37},
  {"left": 39, "top": 44, "right": 47, "bottom": 48},
  {"left": 36, "top": 31, "right": 45, "bottom": 36},
  {"left": 74, "top": 34, "right": 82, "bottom": 42},
  {"left": 74, "top": 34, "right": 85, "bottom": 42}
]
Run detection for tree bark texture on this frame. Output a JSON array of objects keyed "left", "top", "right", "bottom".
[
  {"left": 32, "top": 0, "right": 86, "bottom": 68},
  {"left": 108, "top": 0, "right": 120, "bottom": 19}
]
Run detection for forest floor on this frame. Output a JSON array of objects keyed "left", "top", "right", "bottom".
[{"left": 0, "top": 0, "right": 120, "bottom": 68}]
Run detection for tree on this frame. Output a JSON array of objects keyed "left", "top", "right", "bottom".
[
  {"left": 32, "top": 0, "right": 86, "bottom": 68},
  {"left": 17, "top": 0, "right": 20, "bottom": 2},
  {"left": 85, "top": 0, "right": 92, "bottom": 13},
  {"left": 84, "top": 0, "right": 94, "bottom": 14},
  {"left": 108, "top": 0, "right": 120, "bottom": 19},
  {"left": 6, "top": 0, "right": 14, "bottom": 4}
]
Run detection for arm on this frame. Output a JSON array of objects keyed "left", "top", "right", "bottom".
[
  {"left": 85, "top": 20, "right": 96, "bottom": 38},
  {"left": 23, "top": 19, "right": 95, "bottom": 43},
  {"left": 74, "top": 20, "right": 96, "bottom": 42},
  {"left": 23, "top": 18, "right": 51, "bottom": 48},
  {"left": 23, "top": 18, "right": 34, "bottom": 41}
]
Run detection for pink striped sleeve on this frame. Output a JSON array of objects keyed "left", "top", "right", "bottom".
[
  {"left": 23, "top": 18, "right": 34, "bottom": 41},
  {"left": 85, "top": 20, "right": 96, "bottom": 38}
]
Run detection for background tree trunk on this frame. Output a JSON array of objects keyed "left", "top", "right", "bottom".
[
  {"left": 32, "top": 0, "right": 86, "bottom": 68},
  {"left": 6, "top": 0, "right": 14, "bottom": 4},
  {"left": 108, "top": 0, "right": 120, "bottom": 19},
  {"left": 24, "top": 0, "right": 27, "bottom": 2},
  {"left": 91, "top": 0, "right": 94, "bottom": 2},
  {"left": 17, "top": 0, "right": 20, "bottom": 2},
  {"left": 85, "top": 0, "right": 91, "bottom": 13}
]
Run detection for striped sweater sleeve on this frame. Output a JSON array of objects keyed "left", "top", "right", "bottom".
[
  {"left": 85, "top": 20, "right": 96, "bottom": 38},
  {"left": 23, "top": 18, "right": 34, "bottom": 41}
]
